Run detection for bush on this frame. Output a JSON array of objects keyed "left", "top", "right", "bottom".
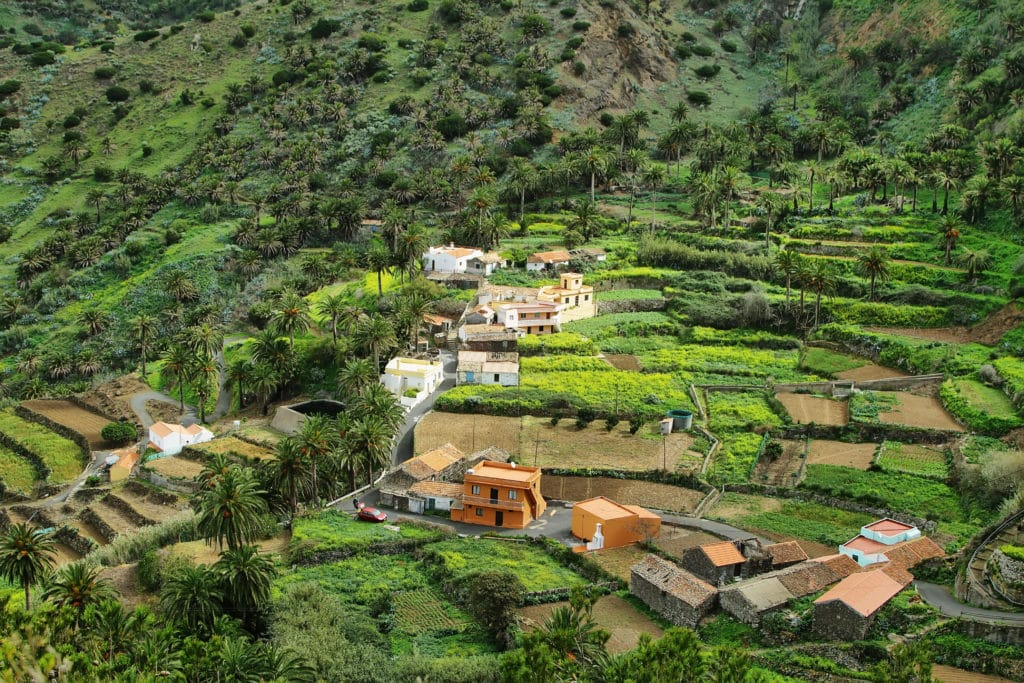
[
  {"left": 229, "top": 32, "right": 248, "bottom": 48},
  {"left": 560, "top": 7, "right": 577, "bottom": 17},
  {"left": 694, "top": 64, "right": 721, "bottom": 79},
  {"left": 358, "top": 33, "right": 387, "bottom": 52},
  {"left": 197, "top": 10, "right": 215, "bottom": 22},
  {"left": 93, "top": 165, "right": 114, "bottom": 182},
  {"left": 408, "top": 0, "right": 429, "bottom": 10},
  {"left": 573, "top": 61, "right": 586, "bottom": 76},
  {"left": 138, "top": 79, "right": 155, "bottom": 94},
  {"left": 240, "top": 24, "right": 256, "bottom": 38},
  {"left": 62, "top": 114, "right": 81, "bottom": 128},
  {"left": 0, "top": 80, "right": 21, "bottom": 95},
  {"left": 101, "top": 421, "right": 138, "bottom": 445},
  {"left": 629, "top": 415, "right": 644, "bottom": 434},
  {"left": 675, "top": 44, "right": 693, "bottom": 59},
  {"left": 105, "top": 85, "right": 130, "bottom": 102},
  {"left": 617, "top": 23, "right": 636, "bottom": 38},
  {"left": 93, "top": 66, "right": 116, "bottom": 79},
  {"left": 310, "top": 18, "right": 341, "bottom": 39},
  {"left": 136, "top": 549, "right": 162, "bottom": 591},
  {"left": 134, "top": 29, "right": 160, "bottom": 42},
  {"left": 692, "top": 44, "right": 714, "bottom": 56},
  {"left": 721, "top": 39, "right": 737, "bottom": 52},
  {"left": 30, "top": 51, "right": 55, "bottom": 66},
  {"left": 572, "top": 21, "right": 591, "bottom": 31},
  {"left": 687, "top": 90, "right": 712, "bottom": 106}
]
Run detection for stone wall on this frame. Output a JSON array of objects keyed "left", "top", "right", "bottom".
[
  {"left": 596, "top": 298, "right": 666, "bottom": 315},
  {"left": 629, "top": 572, "right": 716, "bottom": 628},
  {"left": 813, "top": 602, "right": 871, "bottom": 641},
  {"left": 957, "top": 618, "right": 1024, "bottom": 647},
  {"left": 80, "top": 507, "right": 117, "bottom": 543},
  {"left": 989, "top": 549, "right": 1024, "bottom": 605},
  {"left": 14, "top": 403, "right": 95, "bottom": 458},
  {"left": 102, "top": 493, "right": 157, "bottom": 527}
]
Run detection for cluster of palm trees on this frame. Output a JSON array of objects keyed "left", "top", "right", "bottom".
[{"left": 159, "top": 322, "right": 226, "bottom": 423}]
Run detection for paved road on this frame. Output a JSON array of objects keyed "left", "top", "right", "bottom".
[
  {"left": 391, "top": 351, "right": 456, "bottom": 467},
  {"left": 916, "top": 581, "right": 1024, "bottom": 624},
  {"left": 129, "top": 390, "right": 197, "bottom": 429}
]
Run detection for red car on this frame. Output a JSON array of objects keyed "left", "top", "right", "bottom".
[{"left": 357, "top": 506, "right": 388, "bottom": 523}]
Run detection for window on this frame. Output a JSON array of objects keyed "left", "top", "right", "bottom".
[
  {"left": 471, "top": 485, "right": 480, "bottom": 495},
  {"left": 493, "top": 374, "right": 500, "bottom": 382},
  {"left": 584, "top": 294, "right": 590, "bottom": 301},
  {"left": 475, "top": 508, "right": 483, "bottom": 517},
  {"left": 508, "top": 490, "right": 518, "bottom": 500}
]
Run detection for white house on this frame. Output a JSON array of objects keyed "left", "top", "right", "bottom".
[
  {"left": 149, "top": 421, "right": 214, "bottom": 456},
  {"left": 495, "top": 300, "right": 562, "bottom": 335},
  {"left": 423, "top": 244, "right": 483, "bottom": 273},
  {"left": 407, "top": 481, "right": 464, "bottom": 513},
  {"left": 526, "top": 250, "right": 573, "bottom": 272},
  {"left": 466, "top": 252, "right": 506, "bottom": 276},
  {"left": 457, "top": 350, "right": 519, "bottom": 386},
  {"left": 380, "top": 357, "right": 445, "bottom": 408},
  {"left": 839, "top": 519, "right": 923, "bottom": 567}
]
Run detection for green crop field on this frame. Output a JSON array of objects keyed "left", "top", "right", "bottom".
[
  {"left": 0, "top": 445, "right": 38, "bottom": 495},
  {"left": 289, "top": 511, "right": 445, "bottom": 561},
  {"left": 422, "top": 538, "right": 587, "bottom": 594},
  {"left": 0, "top": 411, "right": 84, "bottom": 483}
]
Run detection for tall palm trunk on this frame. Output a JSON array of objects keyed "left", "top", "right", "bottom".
[
  {"left": 828, "top": 184, "right": 835, "bottom": 213},
  {"left": 808, "top": 172, "right": 815, "bottom": 211},
  {"left": 311, "top": 457, "right": 318, "bottom": 507},
  {"left": 519, "top": 187, "right": 526, "bottom": 227},
  {"left": 912, "top": 185, "right": 918, "bottom": 212},
  {"left": 590, "top": 173, "right": 596, "bottom": 204},
  {"left": 931, "top": 186, "right": 938, "bottom": 213},
  {"left": 942, "top": 188, "right": 950, "bottom": 214}
]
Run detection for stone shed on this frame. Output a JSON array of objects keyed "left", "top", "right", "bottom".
[
  {"left": 813, "top": 566, "right": 913, "bottom": 641},
  {"left": 378, "top": 443, "right": 465, "bottom": 511},
  {"left": 767, "top": 541, "right": 809, "bottom": 569},
  {"left": 630, "top": 554, "right": 718, "bottom": 628},
  {"left": 680, "top": 540, "right": 748, "bottom": 587}
]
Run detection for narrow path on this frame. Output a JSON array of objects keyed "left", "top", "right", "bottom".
[
  {"left": 915, "top": 581, "right": 1024, "bottom": 624},
  {"left": 128, "top": 391, "right": 196, "bottom": 429},
  {"left": 391, "top": 351, "right": 457, "bottom": 467}
]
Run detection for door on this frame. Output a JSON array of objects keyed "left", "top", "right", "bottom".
[
  {"left": 427, "top": 498, "right": 436, "bottom": 511},
  {"left": 495, "top": 511, "right": 504, "bottom": 527},
  {"left": 490, "top": 488, "right": 499, "bottom": 503}
]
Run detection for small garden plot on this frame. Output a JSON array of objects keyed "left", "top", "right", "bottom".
[
  {"left": 709, "top": 494, "right": 875, "bottom": 548},
  {"left": 642, "top": 346, "right": 804, "bottom": 381},
  {"left": 564, "top": 312, "right": 677, "bottom": 339},
  {"left": 168, "top": 533, "right": 290, "bottom": 566},
  {"left": 805, "top": 440, "right": 877, "bottom": 470},
  {"left": 145, "top": 456, "right": 204, "bottom": 479},
  {"left": 0, "top": 411, "right": 84, "bottom": 483},
  {"left": 20, "top": 399, "right": 115, "bottom": 449},
  {"left": 835, "top": 363, "right": 908, "bottom": 381},
  {"left": 542, "top": 476, "right": 705, "bottom": 513},
  {"left": 596, "top": 289, "right": 664, "bottom": 301},
  {"left": 799, "top": 348, "right": 868, "bottom": 378},
  {"left": 273, "top": 554, "right": 432, "bottom": 606},
  {"left": 190, "top": 436, "right": 275, "bottom": 461},
  {"left": 603, "top": 354, "right": 641, "bottom": 371},
  {"left": 800, "top": 465, "right": 968, "bottom": 523},
  {"left": 876, "top": 442, "right": 948, "bottom": 478},
  {"left": 0, "top": 445, "right": 38, "bottom": 494},
  {"left": 422, "top": 538, "right": 586, "bottom": 593},
  {"left": 290, "top": 510, "right": 444, "bottom": 561},
  {"left": 707, "top": 392, "right": 785, "bottom": 432},
  {"left": 940, "top": 379, "right": 1023, "bottom": 435},
  {"left": 233, "top": 424, "right": 285, "bottom": 447},
  {"left": 517, "top": 595, "right": 663, "bottom": 654},
  {"left": 774, "top": 393, "right": 848, "bottom": 426},
  {"left": 709, "top": 432, "right": 766, "bottom": 484},
  {"left": 392, "top": 588, "right": 471, "bottom": 634},
  {"left": 876, "top": 392, "right": 964, "bottom": 432},
  {"left": 587, "top": 545, "right": 650, "bottom": 582},
  {"left": 518, "top": 332, "right": 597, "bottom": 356},
  {"left": 753, "top": 439, "right": 806, "bottom": 487}
]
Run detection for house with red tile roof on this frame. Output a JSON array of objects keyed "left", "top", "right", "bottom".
[
  {"left": 148, "top": 421, "right": 213, "bottom": 456},
  {"left": 839, "top": 518, "right": 923, "bottom": 566},
  {"left": 681, "top": 540, "right": 749, "bottom": 587},
  {"left": 813, "top": 566, "right": 914, "bottom": 640},
  {"left": 526, "top": 249, "right": 573, "bottom": 272}
]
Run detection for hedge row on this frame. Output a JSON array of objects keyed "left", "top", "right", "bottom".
[{"left": 939, "top": 380, "right": 1023, "bottom": 436}]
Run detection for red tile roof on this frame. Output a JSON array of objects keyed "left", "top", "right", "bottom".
[
  {"left": 701, "top": 541, "right": 746, "bottom": 567},
  {"left": 527, "top": 250, "right": 572, "bottom": 263},
  {"left": 864, "top": 518, "right": 916, "bottom": 537},
  {"left": 844, "top": 535, "right": 889, "bottom": 554},
  {"left": 881, "top": 537, "right": 945, "bottom": 570},
  {"left": 767, "top": 541, "right": 808, "bottom": 565},
  {"left": 814, "top": 567, "right": 912, "bottom": 617}
]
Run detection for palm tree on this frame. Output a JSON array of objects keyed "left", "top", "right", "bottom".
[
  {"left": 195, "top": 465, "right": 269, "bottom": 551},
  {"left": 757, "top": 191, "right": 785, "bottom": 248},
  {"left": 249, "top": 363, "right": 279, "bottom": 416},
  {"left": 42, "top": 562, "right": 116, "bottom": 629},
  {"left": 641, "top": 165, "right": 666, "bottom": 233},
  {"left": 805, "top": 162, "right": 822, "bottom": 211},
  {"left": 398, "top": 292, "right": 435, "bottom": 348},
  {"left": 161, "top": 344, "right": 194, "bottom": 412},
  {"left": 129, "top": 313, "right": 159, "bottom": 377},
  {"left": 1001, "top": 175, "right": 1024, "bottom": 218},
  {"left": 273, "top": 438, "right": 309, "bottom": 515},
  {"left": 936, "top": 171, "right": 961, "bottom": 215},
  {"left": 345, "top": 415, "right": 393, "bottom": 486},
  {"left": 271, "top": 292, "right": 313, "bottom": 351},
  {"left": 354, "top": 313, "right": 396, "bottom": 373},
  {"left": 582, "top": 147, "right": 608, "bottom": 204},
  {"left": 316, "top": 294, "right": 347, "bottom": 348},
  {"left": 569, "top": 201, "right": 600, "bottom": 243},
  {"left": 505, "top": 158, "right": 538, "bottom": 228},
  {"left": 215, "top": 545, "right": 275, "bottom": 625},
  {"left": 717, "top": 166, "right": 743, "bottom": 229},
  {"left": 295, "top": 414, "right": 339, "bottom": 507},
  {"left": 856, "top": 246, "right": 890, "bottom": 301},
  {"left": 958, "top": 248, "right": 993, "bottom": 281},
  {"left": 337, "top": 358, "right": 377, "bottom": 396},
  {"left": 227, "top": 358, "right": 251, "bottom": 410},
  {"left": 0, "top": 523, "right": 56, "bottom": 610},
  {"left": 159, "top": 563, "right": 223, "bottom": 632},
  {"left": 775, "top": 250, "right": 802, "bottom": 303},
  {"left": 351, "top": 382, "right": 405, "bottom": 433},
  {"left": 805, "top": 260, "right": 837, "bottom": 329},
  {"left": 365, "top": 241, "right": 392, "bottom": 300},
  {"left": 250, "top": 329, "right": 292, "bottom": 370},
  {"left": 396, "top": 222, "right": 430, "bottom": 280},
  {"left": 939, "top": 216, "right": 962, "bottom": 265},
  {"left": 192, "top": 353, "right": 221, "bottom": 423},
  {"left": 185, "top": 322, "right": 224, "bottom": 362}
]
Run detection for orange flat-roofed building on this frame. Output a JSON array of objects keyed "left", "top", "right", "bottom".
[
  {"left": 449, "top": 461, "right": 545, "bottom": 529},
  {"left": 572, "top": 497, "right": 661, "bottom": 550}
]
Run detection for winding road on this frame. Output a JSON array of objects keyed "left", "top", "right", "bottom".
[{"left": 915, "top": 581, "right": 1024, "bottom": 625}]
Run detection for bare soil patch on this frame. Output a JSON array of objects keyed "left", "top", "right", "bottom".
[
  {"left": 869, "top": 303, "right": 1024, "bottom": 346},
  {"left": 100, "top": 563, "right": 154, "bottom": 610},
  {"left": 709, "top": 493, "right": 784, "bottom": 522},
  {"left": 190, "top": 436, "right": 275, "bottom": 461},
  {"left": 603, "top": 354, "right": 641, "bottom": 372},
  {"left": 53, "top": 543, "right": 82, "bottom": 566},
  {"left": 753, "top": 439, "right": 806, "bottom": 487},
  {"left": 543, "top": 476, "right": 704, "bottom": 513},
  {"left": 806, "top": 440, "right": 878, "bottom": 470},
  {"left": 144, "top": 400, "right": 184, "bottom": 425},
  {"left": 115, "top": 490, "right": 187, "bottom": 523},
  {"left": 92, "top": 501, "right": 142, "bottom": 536},
  {"left": 932, "top": 665, "right": 1014, "bottom": 683},
  {"left": 167, "top": 532, "right": 290, "bottom": 566},
  {"left": 517, "top": 595, "right": 663, "bottom": 654},
  {"left": 77, "top": 375, "right": 153, "bottom": 427},
  {"left": 878, "top": 393, "right": 964, "bottom": 432},
  {"left": 774, "top": 393, "right": 848, "bottom": 426},
  {"left": 835, "top": 363, "right": 908, "bottom": 381},
  {"left": 417, "top": 413, "right": 701, "bottom": 472},
  {"left": 865, "top": 326, "right": 967, "bottom": 344},
  {"left": 587, "top": 545, "right": 650, "bottom": 581},
  {"left": 20, "top": 400, "right": 116, "bottom": 450},
  {"left": 652, "top": 526, "right": 722, "bottom": 560},
  {"left": 146, "top": 456, "right": 204, "bottom": 479}
]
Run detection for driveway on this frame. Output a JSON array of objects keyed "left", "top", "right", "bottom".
[
  {"left": 915, "top": 581, "right": 1024, "bottom": 625},
  {"left": 129, "top": 390, "right": 196, "bottom": 429},
  {"left": 391, "top": 350, "right": 456, "bottom": 467}
]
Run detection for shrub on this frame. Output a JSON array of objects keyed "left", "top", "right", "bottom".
[
  {"left": 197, "top": 10, "right": 215, "bottom": 22},
  {"left": 229, "top": 33, "right": 248, "bottom": 48},
  {"left": 141, "top": 143, "right": 153, "bottom": 157},
  {"left": 605, "top": 416, "right": 620, "bottom": 431},
  {"left": 687, "top": 90, "right": 712, "bottom": 106},
  {"left": 240, "top": 24, "right": 256, "bottom": 38},
  {"left": 572, "top": 21, "right": 591, "bottom": 31},
  {"left": 617, "top": 23, "right": 636, "bottom": 38},
  {"left": 694, "top": 64, "right": 721, "bottom": 79},
  {"left": 721, "top": 39, "right": 737, "bottom": 52},
  {"left": 62, "top": 114, "right": 81, "bottom": 128},
  {"left": 675, "top": 44, "right": 693, "bottom": 59},
  {"left": 134, "top": 29, "right": 160, "bottom": 42},
  {"left": 93, "top": 165, "right": 114, "bottom": 182},
  {"left": 629, "top": 414, "right": 644, "bottom": 434},
  {"left": 692, "top": 44, "right": 714, "bottom": 56},
  {"left": 408, "top": 0, "right": 429, "bottom": 10},
  {"left": 272, "top": 69, "right": 302, "bottom": 87},
  {"left": 138, "top": 79, "right": 155, "bottom": 94},
  {"left": 573, "top": 61, "right": 586, "bottom": 76},
  {"left": 101, "top": 421, "right": 137, "bottom": 445},
  {"left": 310, "top": 18, "right": 341, "bottom": 39},
  {"left": 521, "top": 14, "right": 552, "bottom": 37},
  {"left": 93, "top": 66, "right": 116, "bottom": 79},
  {"left": 0, "top": 80, "right": 21, "bottom": 95},
  {"left": 105, "top": 85, "right": 130, "bottom": 102},
  {"left": 357, "top": 33, "right": 387, "bottom": 52},
  {"left": 30, "top": 51, "right": 55, "bottom": 66},
  {"left": 136, "top": 549, "right": 162, "bottom": 591}
]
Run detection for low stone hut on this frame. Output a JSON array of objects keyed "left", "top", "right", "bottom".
[
  {"left": 680, "top": 540, "right": 748, "bottom": 587},
  {"left": 813, "top": 566, "right": 913, "bottom": 641},
  {"left": 378, "top": 444, "right": 465, "bottom": 511},
  {"left": 630, "top": 554, "right": 718, "bottom": 628}
]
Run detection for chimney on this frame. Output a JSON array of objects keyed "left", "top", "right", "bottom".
[
  {"left": 510, "top": 462, "right": 516, "bottom": 469},
  {"left": 449, "top": 241, "right": 455, "bottom": 248}
]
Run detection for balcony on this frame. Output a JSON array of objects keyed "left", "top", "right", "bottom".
[{"left": 462, "top": 495, "right": 524, "bottom": 511}]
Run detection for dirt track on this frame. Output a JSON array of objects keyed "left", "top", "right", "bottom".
[{"left": 774, "top": 393, "right": 848, "bottom": 426}]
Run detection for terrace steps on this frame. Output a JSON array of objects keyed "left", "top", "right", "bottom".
[
  {"left": 67, "top": 519, "right": 108, "bottom": 547},
  {"left": 91, "top": 501, "right": 144, "bottom": 537}
]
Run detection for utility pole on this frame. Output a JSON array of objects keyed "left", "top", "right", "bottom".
[{"left": 662, "top": 434, "right": 667, "bottom": 471}]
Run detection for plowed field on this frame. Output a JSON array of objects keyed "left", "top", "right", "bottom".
[{"left": 21, "top": 400, "right": 115, "bottom": 449}]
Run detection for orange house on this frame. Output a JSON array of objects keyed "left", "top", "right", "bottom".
[
  {"left": 450, "top": 461, "right": 545, "bottom": 528},
  {"left": 572, "top": 497, "right": 661, "bottom": 550}
]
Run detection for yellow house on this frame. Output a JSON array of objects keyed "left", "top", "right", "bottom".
[
  {"left": 380, "top": 357, "right": 444, "bottom": 408},
  {"left": 538, "top": 273, "right": 595, "bottom": 322},
  {"left": 109, "top": 447, "right": 140, "bottom": 483}
]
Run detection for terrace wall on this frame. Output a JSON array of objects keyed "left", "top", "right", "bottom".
[{"left": 14, "top": 404, "right": 95, "bottom": 457}]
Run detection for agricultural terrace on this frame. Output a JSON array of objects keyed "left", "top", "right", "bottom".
[
  {"left": 20, "top": 399, "right": 116, "bottom": 449},
  {"left": 0, "top": 410, "right": 86, "bottom": 484},
  {"left": 0, "top": 445, "right": 38, "bottom": 495},
  {"left": 289, "top": 510, "right": 445, "bottom": 562},
  {"left": 187, "top": 435, "right": 276, "bottom": 461},
  {"left": 517, "top": 595, "right": 664, "bottom": 654},
  {"left": 414, "top": 412, "right": 704, "bottom": 472}
]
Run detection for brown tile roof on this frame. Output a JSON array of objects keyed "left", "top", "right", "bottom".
[
  {"left": 467, "top": 446, "right": 512, "bottom": 465},
  {"left": 777, "top": 561, "right": 845, "bottom": 597},
  {"left": 844, "top": 535, "right": 889, "bottom": 554},
  {"left": 767, "top": 541, "right": 808, "bottom": 566},
  {"left": 402, "top": 444, "right": 464, "bottom": 480},
  {"left": 408, "top": 481, "right": 465, "bottom": 499},
  {"left": 631, "top": 554, "right": 717, "bottom": 607},
  {"left": 881, "top": 537, "right": 945, "bottom": 570},
  {"left": 814, "top": 567, "right": 912, "bottom": 617},
  {"left": 701, "top": 541, "right": 746, "bottom": 567},
  {"left": 527, "top": 250, "right": 572, "bottom": 263},
  {"left": 812, "top": 554, "right": 861, "bottom": 576}
]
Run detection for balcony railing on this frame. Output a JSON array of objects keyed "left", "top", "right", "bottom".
[{"left": 462, "top": 495, "right": 524, "bottom": 511}]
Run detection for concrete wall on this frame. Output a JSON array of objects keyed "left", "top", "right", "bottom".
[{"left": 270, "top": 405, "right": 307, "bottom": 435}]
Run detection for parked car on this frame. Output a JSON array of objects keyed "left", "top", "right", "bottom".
[{"left": 357, "top": 506, "right": 388, "bottom": 523}]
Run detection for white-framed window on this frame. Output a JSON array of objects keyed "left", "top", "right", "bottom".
[
  {"left": 471, "top": 485, "right": 480, "bottom": 495},
  {"left": 508, "top": 490, "right": 518, "bottom": 500}
]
